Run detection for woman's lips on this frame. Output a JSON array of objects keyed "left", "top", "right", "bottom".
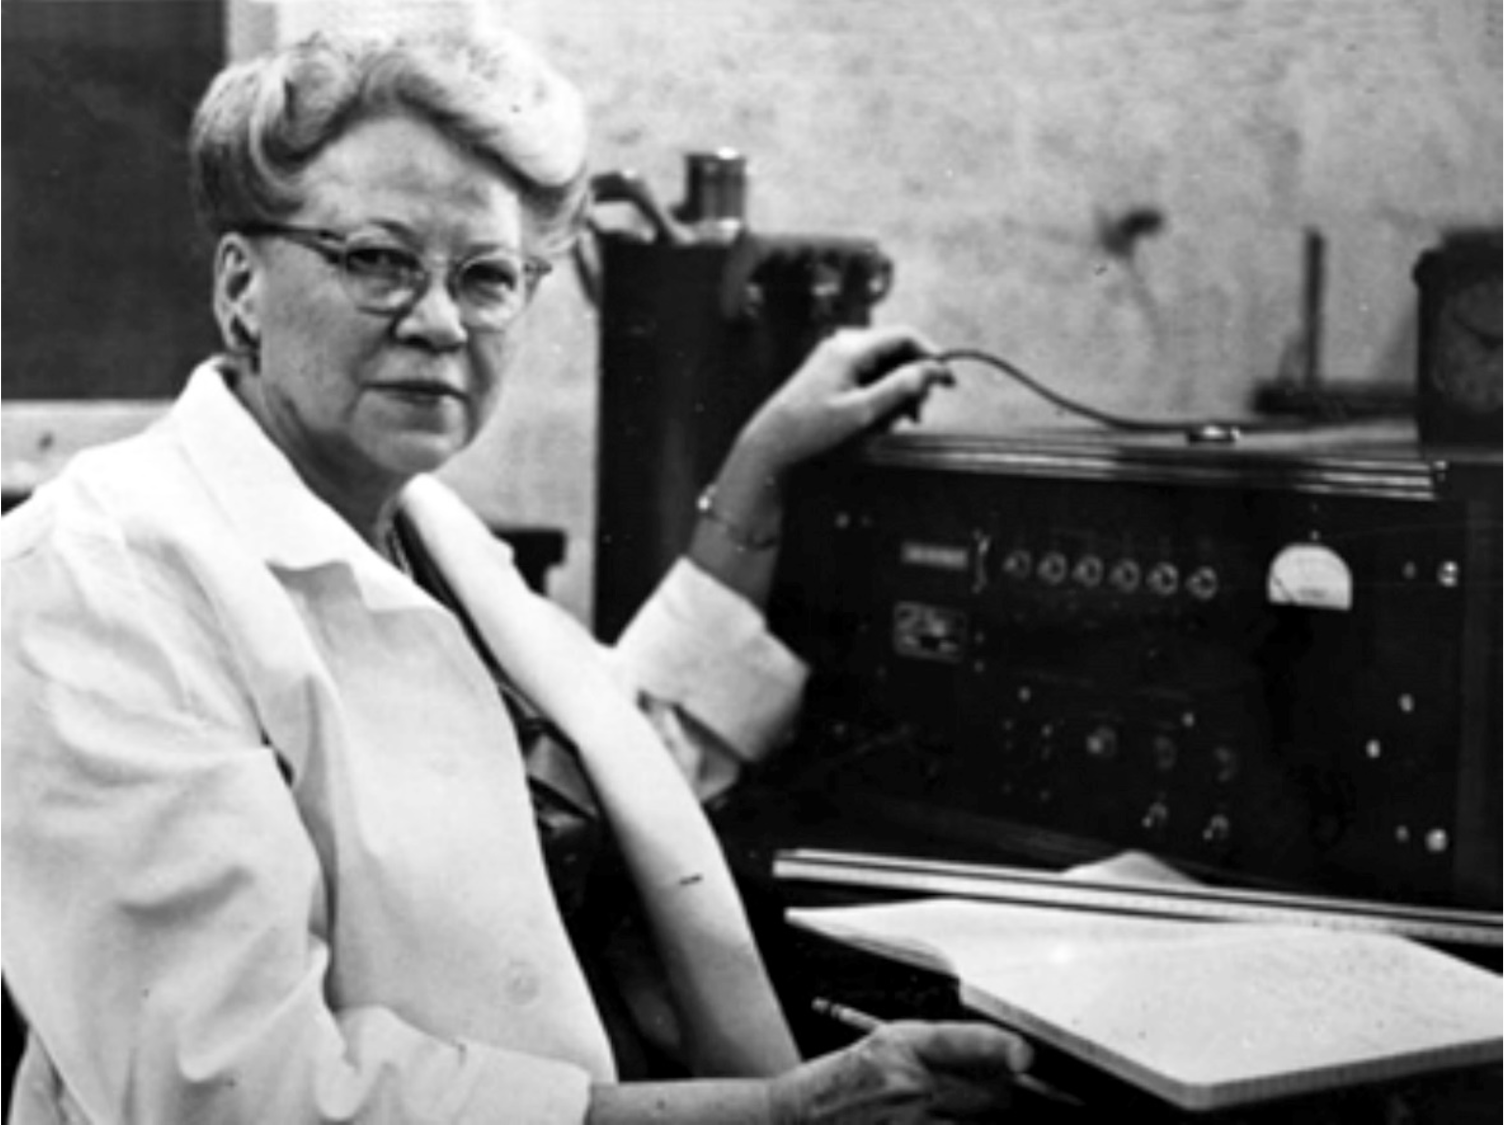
[{"left": 376, "top": 381, "right": 466, "bottom": 404}]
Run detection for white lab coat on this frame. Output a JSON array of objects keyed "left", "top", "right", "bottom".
[{"left": 1, "top": 362, "right": 807, "bottom": 1124}]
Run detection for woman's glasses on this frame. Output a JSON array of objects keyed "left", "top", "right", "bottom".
[{"left": 240, "top": 223, "right": 551, "bottom": 332}]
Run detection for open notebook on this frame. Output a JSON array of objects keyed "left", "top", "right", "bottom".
[{"left": 788, "top": 896, "right": 1503, "bottom": 1112}]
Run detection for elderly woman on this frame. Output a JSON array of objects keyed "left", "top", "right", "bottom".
[{"left": 1, "top": 29, "right": 1034, "bottom": 1125}]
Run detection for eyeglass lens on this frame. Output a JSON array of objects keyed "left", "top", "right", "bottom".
[{"left": 339, "top": 239, "right": 537, "bottom": 329}]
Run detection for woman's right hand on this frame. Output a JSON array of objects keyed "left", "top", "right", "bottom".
[{"left": 769, "top": 1021, "right": 1035, "bottom": 1123}]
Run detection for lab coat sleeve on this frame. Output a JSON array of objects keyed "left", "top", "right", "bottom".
[
  {"left": 610, "top": 558, "right": 809, "bottom": 796},
  {"left": 1, "top": 517, "right": 593, "bottom": 1125}
]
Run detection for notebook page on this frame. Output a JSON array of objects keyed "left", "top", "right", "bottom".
[{"left": 789, "top": 899, "right": 1504, "bottom": 1110}]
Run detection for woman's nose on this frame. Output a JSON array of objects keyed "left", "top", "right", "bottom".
[{"left": 393, "top": 275, "right": 469, "bottom": 348}]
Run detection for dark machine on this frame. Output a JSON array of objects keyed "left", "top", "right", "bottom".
[
  {"left": 590, "top": 152, "right": 892, "bottom": 640},
  {"left": 758, "top": 427, "right": 1501, "bottom": 913},
  {"left": 592, "top": 196, "right": 1502, "bottom": 1117},
  {"left": 724, "top": 426, "right": 1503, "bottom": 1124}
]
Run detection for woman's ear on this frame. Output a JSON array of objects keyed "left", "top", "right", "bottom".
[{"left": 213, "top": 233, "right": 263, "bottom": 363}]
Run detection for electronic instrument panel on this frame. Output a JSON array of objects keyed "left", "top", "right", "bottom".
[{"left": 765, "top": 426, "right": 1501, "bottom": 910}]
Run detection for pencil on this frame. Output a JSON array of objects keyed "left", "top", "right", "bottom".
[
  {"left": 810, "top": 997, "right": 1084, "bottom": 1108},
  {"left": 810, "top": 997, "right": 883, "bottom": 1033}
]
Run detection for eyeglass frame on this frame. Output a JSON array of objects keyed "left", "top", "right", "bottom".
[{"left": 236, "top": 222, "right": 553, "bottom": 332}]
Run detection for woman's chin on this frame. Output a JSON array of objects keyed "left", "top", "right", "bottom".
[{"left": 376, "top": 431, "right": 473, "bottom": 480}]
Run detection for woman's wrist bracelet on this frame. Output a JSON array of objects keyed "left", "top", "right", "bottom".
[{"left": 696, "top": 483, "right": 781, "bottom": 552}]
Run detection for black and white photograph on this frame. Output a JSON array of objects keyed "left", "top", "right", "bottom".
[{"left": 3, "top": 1, "right": 1501, "bottom": 1121}]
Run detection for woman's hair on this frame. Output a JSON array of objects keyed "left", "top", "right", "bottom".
[{"left": 188, "top": 30, "right": 590, "bottom": 253}]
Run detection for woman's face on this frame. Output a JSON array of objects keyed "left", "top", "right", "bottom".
[{"left": 226, "top": 114, "right": 534, "bottom": 517}]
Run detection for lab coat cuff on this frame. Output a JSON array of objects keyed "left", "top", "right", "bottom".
[{"left": 615, "top": 559, "right": 808, "bottom": 764}]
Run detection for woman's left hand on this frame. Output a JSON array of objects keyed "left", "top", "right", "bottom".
[
  {"left": 690, "top": 325, "right": 952, "bottom": 609},
  {"left": 735, "top": 325, "right": 953, "bottom": 480}
]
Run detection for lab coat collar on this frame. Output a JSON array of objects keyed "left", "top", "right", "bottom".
[
  {"left": 172, "top": 359, "right": 430, "bottom": 611},
  {"left": 404, "top": 480, "right": 800, "bottom": 1077}
]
